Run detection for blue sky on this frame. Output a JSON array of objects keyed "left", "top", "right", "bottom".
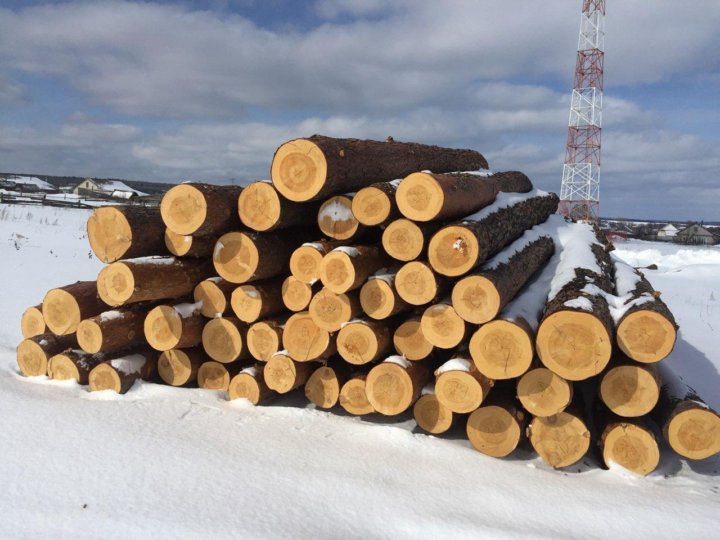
[{"left": 1, "top": 0, "right": 719, "bottom": 220}]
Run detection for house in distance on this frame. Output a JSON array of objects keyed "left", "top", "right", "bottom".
[{"left": 73, "top": 178, "right": 148, "bottom": 199}]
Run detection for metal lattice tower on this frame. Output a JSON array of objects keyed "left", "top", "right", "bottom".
[{"left": 559, "top": 0, "right": 605, "bottom": 223}]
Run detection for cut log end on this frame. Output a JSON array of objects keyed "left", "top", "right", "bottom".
[
  {"left": 231, "top": 284, "right": 265, "bottom": 323},
  {"left": 360, "top": 279, "right": 396, "bottom": 320},
  {"left": 365, "top": 362, "right": 416, "bottom": 416},
  {"left": 517, "top": 368, "right": 573, "bottom": 418},
  {"left": 238, "top": 181, "right": 282, "bottom": 231},
  {"left": 16, "top": 340, "right": 50, "bottom": 377},
  {"left": 88, "top": 363, "right": 122, "bottom": 393},
  {"left": 435, "top": 370, "right": 488, "bottom": 414},
  {"left": 304, "top": 366, "right": 342, "bottom": 408},
  {"left": 213, "top": 232, "right": 259, "bottom": 284},
  {"left": 228, "top": 371, "right": 268, "bottom": 404},
  {"left": 467, "top": 405, "right": 524, "bottom": 458},
  {"left": 600, "top": 365, "right": 659, "bottom": 417},
  {"left": 283, "top": 312, "right": 333, "bottom": 362},
  {"left": 87, "top": 206, "right": 134, "bottom": 263},
  {"left": 144, "top": 306, "right": 184, "bottom": 351},
  {"left": 42, "top": 289, "right": 82, "bottom": 335},
  {"left": 271, "top": 138, "right": 327, "bottom": 202},
  {"left": 158, "top": 349, "right": 198, "bottom": 386},
  {"left": 265, "top": 353, "right": 311, "bottom": 393},
  {"left": 201, "top": 318, "right": 245, "bottom": 364},
  {"left": 320, "top": 251, "right": 356, "bottom": 293},
  {"left": 194, "top": 280, "right": 230, "bottom": 318},
  {"left": 21, "top": 306, "right": 45, "bottom": 339},
  {"left": 395, "top": 172, "right": 445, "bottom": 221},
  {"left": 282, "top": 276, "right": 314, "bottom": 312},
  {"left": 536, "top": 310, "right": 612, "bottom": 381},
  {"left": 160, "top": 184, "right": 208, "bottom": 235},
  {"left": 352, "top": 186, "right": 393, "bottom": 226},
  {"left": 617, "top": 310, "right": 676, "bottom": 363},
  {"left": 451, "top": 275, "right": 500, "bottom": 324},
  {"left": 528, "top": 412, "right": 590, "bottom": 469},
  {"left": 76, "top": 319, "right": 104, "bottom": 354},
  {"left": 97, "top": 263, "right": 135, "bottom": 306},
  {"left": 47, "top": 354, "right": 80, "bottom": 381},
  {"left": 164, "top": 228, "right": 192, "bottom": 257},
  {"left": 246, "top": 322, "right": 282, "bottom": 362},
  {"left": 318, "top": 196, "right": 360, "bottom": 241},
  {"left": 414, "top": 394, "right": 454, "bottom": 434},
  {"left": 420, "top": 303, "right": 466, "bottom": 349},
  {"left": 395, "top": 261, "right": 440, "bottom": 306},
  {"left": 339, "top": 377, "right": 375, "bottom": 415},
  {"left": 198, "top": 361, "right": 232, "bottom": 391},
  {"left": 290, "top": 245, "right": 325, "bottom": 284},
  {"left": 382, "top": 219, "right": 425, "bottom": 262},
  {"left": 308, "top": 289, "right": 357, "bottom": 332},
  {"left": 428, "top": 225, "right": 479, "bottom": 277},
  {"left": 393, "top": 318, "right": 433, "bottom": 361},
  {"left": 666, "top": 405, "right": 720, "bottom": 460},
  {"left": 337, "top": 321, "right": 382, "bottom": 365},
  {"left": 602, "top": 422, "right": 660, "bottom": 476},
  {"left": 469, "top": 321, "right": 533, "bottom": 380}
]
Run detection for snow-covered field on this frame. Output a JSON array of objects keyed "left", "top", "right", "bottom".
[{"left": 1, "top": 204, "right": 719, "bottom": 538}]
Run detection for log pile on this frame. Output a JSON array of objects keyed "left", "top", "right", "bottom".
[{"left": 15, "top": 134, "right": 719, "bottom": 475}]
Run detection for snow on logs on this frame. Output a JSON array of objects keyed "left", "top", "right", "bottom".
[
  {"left": 228, "top": 365, "right": 273, "bottom": 404},
  {"left": 88, "top": 349, "right": 157, "bottom": 394}
]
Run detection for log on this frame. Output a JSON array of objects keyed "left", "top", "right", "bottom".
[
  {"left": 516, "top": 367, "right": 574, "bottom": 418},
  {"left": 469, "top": 318, "right": 534, "bottom": 380},
  {"left": 365, "top": 356, "right": 429, "bottom": 416},
  {"left": 339, "top": 375, "right": 375, "bottom": 415},
  {"left": 239, "top": 180, "right": 321, "bottom": 232},
  {"left": 158, "top": 348, "right": 206, "bottom": 386},
  {"left": 282, "top": 276, "right": 321, "bottom": 312},
  {"left": 160, "top": 183, "right": 243, "bottom": 236},
  {"left": 21, "top": 305, "right": 45, "bottom": 339},
  {"left": 395, "top": 260, "right": 451, "bottom": 306},
  {"left": 88, "top": 349, "right": 157, "bottom": 394},
  {"left": 198, "top": 360, "right": 245, "bottom": 391},
  {"left": 351, "top": 180, "right": 402, "bottom": 226},
  {"left": 414, "top": 387, "right": 457, "bottom": 435},
  {"left": 420, "top": 300, "right": 467, "bottom": 349},
  {"left": 246, "top": 318, "right": 285, "bottom": 362},
  {"left": 47, "top": 349, "right": 106, "bottom": 384},
  {"left": 382, "top": 219, "right": 443, "bottom": 262},
  {"left": 193, "top": 277, "right": 235, "bottom": 318},
  {"left": 282, "top": 311, "right": 337, "bottom": 362},
  {"left": 434, "top": 355, "right": 494, "bottom": 414},
  {"left": 164, "top": 229, "right": 217, "bottom": 258},
  {"left": 289, "top": 240, "right": 343, "bottom": 284},
  {"left": 228, "top": 365, "right": 273, "bottom": 404},
  {"left": 271, "top": 135, "right": 487, "bottom": 202},
  {"left": 308, "top": 287, "right": 362, "bottom": 332},
  {"left": 264, "top": 352, "right": 319, "bottom": 393},
  {"left": 451, "top": 235, "right": 554, "bottom": 324},
  {"left": 87, "top": 206, "right": 167, "bottom": 263},
  {"left": 599, "top": 362, "right": 660, "bottom": 418},
  {"left": 466, "top": 396, "right": 527, "bottom": 458},
  {"left": 317, "top": 194, "right": 363, "bottom": 241},
  {"left": 428, "top": 191, "right": 559, "bottom": 277},
  {"left": 527, "top": 406, "right": 591, "bottom": 469},
  {"left": 319, "top": 245, "right": 389, "bottom": 294},
  {"left": 77, "top": 306, "right": 148, "bottom": 354},
  {"left": 144, "top": 302, "right": 204, "bottom": 352},
  {"left": 230, "top": 277, "right": 286, "bottom": 323},
  {"left": 201, "top": 317, "right": 250, "bottom": 364},
  {"left": 594, "top": 406, "right": 660, "bottom": 476},
  {"left": 304, "top": 364, "right": 352, "bottom": 409},
  {"left": 97, "top": 257, "right": 213, "bottom": 307},
  {"left": 16, "top": 333, "right": 77, "bottom": 377},
  {"left": 359, "top": 272, "right": 411, "bottom": 320},
  {"left": 392, "top": 316, "right": 433, "bottom": 361},
  {"left": 337, "top": 319, "right": 393, "bottom": 365},
  {"left": 43, "top": 281, "right": 107, "bottom": 335}
]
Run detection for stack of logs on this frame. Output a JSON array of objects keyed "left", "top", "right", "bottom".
[{"left": 17, "top": 134, "right": 720, "bottom": 474}]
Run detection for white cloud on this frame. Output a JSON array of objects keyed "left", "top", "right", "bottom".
[{"left": 0, "top": 74, "right": 29, "bottom": 105}]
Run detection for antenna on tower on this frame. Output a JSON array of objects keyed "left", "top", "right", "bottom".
[{"left": 559, "top": 0, "right": 605, "bottom": 223}]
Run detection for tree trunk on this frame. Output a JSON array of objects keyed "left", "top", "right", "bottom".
[
  {"left": 337, "top": 318, "right": 394, "bottom": 365},
  {"left": 339, "top": 374, "right": 376, "bottom": 415},
  {"left": 392, "top": 316, "right": 434, "bottom": 361},
  {"left": 264, "top": 352, "right": 320, "bottom": 393},
  {"left": 434, "top": 354, "right": 494, "bottom": 413},
  {"left": 428, "top": 191, "right": 559, "bottom": 277},
  {"left": 527, "top": 403, "right": 591, "bottom": 469},
  {"left": 469, "top": 317, "right": 535, "bottom": 380},
  {"left": 193, "top": 277, "right": 236, "bottom": 318},
  {"left": 382, "top": 219, "right": 443, "bottom": 262},
  {"left": 359, "top": 271, "right": 411, "bottom": 320},
  {"left": 308, "top": 287, "right": 363, "bottom": 332},
  {"left": 289, "top": 240, "right": 345, "bottom": 284},
  {"left": 16, "top": 333, "right": 78, "bottom": 377},
  {"left": 246, "top": 318, "right": 285, "bottom": 362},
  {"left": 88, "top": 348, "right": 157, "bottom": 394},
  {"left": 304, "top": 363, "right": 353, "bottom": 409},
  {"left": 164, "top": 229, "right": 217, "bottom": 258},
  {"left": 87, "top": 205, "right": 167, "bottom": 263},
  {"left": 43, "top": 281, "right": 108, "bottom": 335},
  {"left": 77, "top": 305, "right": 149, "bottom": 353},
  {"left": 420, "top": 299, "right": 467, "bottom": 349},
  {"left": 158, "top": 347, "right": 206, "bottom": 386},
  {"left": 228, "top": 365, "right": 274, "bottom": 404},
  {"left": 200, "top": 317, "right": 250, "bottom": 364},
  {"left": 271, "top": 135, "right": 487, "bottom": 202},
  {"left": 47, "top": 349, "right": 106, "bottom": 384},
  {"left": 282, "top": 311, "right": 337, "bottom": 362},
  {"left": 598, "top": 361, "right": 660, "bottom": 417},
  {"left": 239, "top": 180, "right": 322, "bottom": 232},
  {"left": 317, "top": 194, "right": 364, "bottom": 241},
  {"left": 198, "top": 360, "right": 246, "bottom": 391},
  {"left": 365, "top": 356, "right": 429, "bottom": 416},
  {"left": 466, "top": 394, "right": 527, "bottom": 458},
  {"left": 414, "top": 387, "right": 458, "bottom": 434},
  {"left": 144, "top": 302, "right": 205, "bottom": 351},
  {"left": 516, "top": 366, "right": 574, "bottom": 418},
  {"left": 395, "top": 260, "right": 451, "bottom": 306},
  {"left": 230, "top": 276, "right": 286, "bottom": 323},
  {"left": 320, "top": 245, "right": 389, "bottom": 294},
  {"left": 161, "top": 183, "right": 243, "bottom": 236},
  {"left": 351, "top": 180, "right": 402, "bottom": 226},
  {"left": 282, "top": 275, "right": 321, "bottom": 312},
  {"left": 21, "top": 305, "right": 45, "bottom": 339}
]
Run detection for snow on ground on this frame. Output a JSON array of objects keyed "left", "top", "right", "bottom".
[{"left": 1, "top": 207, "right": 719, "bottom": 538}]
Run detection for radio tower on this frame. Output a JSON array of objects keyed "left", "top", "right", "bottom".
[{"left": 559, "top": 0, "right": 605, "bottom": 223}]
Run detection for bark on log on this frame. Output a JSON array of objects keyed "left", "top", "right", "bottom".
[
  {"left": 351, "top": 180, "right": 402, "bottom": 226},
  {"left": 88, "top": 206, "right": 167, "bottom": 263},
  {"left": 88, "top": 348, "right": 157, "bottom": 394},
  {"left": 158, "top": 347, "right": 206, "bottom": 386},
  {"left": 198, "top": 360, "right": 246, "bottom": 391},
  {"left": 392, "top": 316, "right": 434, "bottom": 361},
  {"left": 21, "top": 305, "right": 45, "bottom": 339},
  {"left": 304, "top": 363, "right": 352, "bottom": 409},
  {"left": 469, "top": 318, "right": 534, "bottom": 380},
  {"left": 382, "top": 219, "right": 443, "bottom": 262},
  {"left": 414, "top": 387, "right": 457, "bottom": 435},
  {"left": 47, "top": 349, "right": 106, "bottom": 384},
  {"left": 395, "top": 260, "right": 451, "bottom": 306},
  {"left": 420, "top": 299, "right": 467, "bottom": 349},
  {"left": 201, "top": 317, "right": 250, "bottom": 364},
  {"left": 308, "top": 288, "right": 362, "bottom": 332},
  {"left": 164, "top": 229, "right": 217, "bottom": 258},
  {"left": 320, "top": 245, "right": 389, "bottom": 294},
  {"left": 599, "top": 361, "right": 660, "bottom": 418},
  {"left": 516, "top": 366, "right": 573, "bottom": 418},
  {"left": 359, "top": 272, "right": 411, "bottom": 320},
  {"left": 434, "top": 354, "right": 494, "bottom": 414},
  {"left": 77, "top": 306, "right": 149, "bottom": 354},
  {"left": 466, "top": 395, "right": 527, "bottom": 458},
  {"left": 230, "top": 277, "right": 286, "bottom": 323},
  {"left": 527, "top": 404, "right": 591, "bottom": 469},
  {"left": 317, "top": 194, "right": 363, "bottom": 241},
  {"left": 282, "top": 276, "right": 321, "bottom": 312},
  {"left": 271, "top": 135, "right": 488, "bottom": 202},
  {"left": 264, "top": 352, "right": 319, "bottom": 393},
  {"left": 339, "top": 374, "right": 375, "bottom": 415},
  {"left": 365, "top": 356, "right": 430, "bottom": 416},
  {"left": 160, "top": 183, "right": 243, "bottom": 236},
  {"left": 144, "top": 302, "right": 205, "bottom": 352},
  {"left": 246, "top": 318, "right": 285, "bottom": 362},
  {"left": 43, "top": 281, "right": 108, "bottom": 335},
  {"left": 337, "top": 318, "right": 394, "bottom": 365},
  {"left": 16, "top": 333, "right": 78, "bottom": 377},
  {"left": 289, "top": 240, "right": 344, "bottom": 284},
  {"left": 282, "top": 311, "right": 337, "bottom": 362},
  {"left": 97, "top": 257, "right": 213, "bottom": 307},
  {"left": 228, "top": 365, "right": 274, "bottom": 404},
  {"left": 193, "top": 277, "right": 236, "bottom": 318},
  {"left": 239, "top": 180, "right": 321, "bottom": 232},
  {"left": 428, "top": 191, "right": 559, "bottom": 277}
]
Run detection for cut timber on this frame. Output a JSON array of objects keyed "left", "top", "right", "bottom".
[
  {"left": 198, "top": 361, "right": 243, "bottom": 391},
  {"left": 360, "top": 274, "right": 411, "bottom": 320},
  {"left": 246, "top": 319, "right": 284, "bottom": 362},
  {"left": 451, "top": 236, "right": 554, "bottom": 324},
  {"left": 304, "top": 364, "right": 350, "bottom": 409},
  {"left": 158, "top": 348, "right": 205, "bottom": 386},
  {"left": 320, "top": 245, "right": 388, "bottom": 294},
  {"left": 271, "top": 135, "right": 487, "bottom": 202},
  {"left": 43, "top": 281, "right": 107, "bottom": 335},
  {"left": 193, "top": 278, "right": 235, "bottom": 318},
  {"left": 282, "top": 276, "right": 320, "bottom": 312},
  {"left": 308, "top": 288, "right": 362, "bottom": 332},
  {"left": 434, "top": 355, "right": 494, "bottom": 414},
  {"left": 77, "top": 307, "right": 147, "bottom": 354},
  {"left": 201, "top": 317, "right": 249, "bottom": 364},
  {"left": 339, "top": 375, "right": 375, "bottom": 415},
  {"left": 428, "top": 191, "right": 559, "bottom": 277},
  {"left": 97, "top": 258, "right": 213, "bottom": 307},
  {"left": 420, "top": 301, "right": 466, "bottom": 349},
  {"left": 365, "top": 357, "right": 429, "bottom": 416},
  {"left": 21, "top": 305, "right": 45, "bottom": 339},
  {"left": 87, "top": 206, "right": 167, "bottom": 263},
  {"left": 230, "top": 277, "right": 286, "bottom": 323},
  {"left": 382, "top": 219, "right": 442, "bottom": 262},
  {"left": 264, "top": 353, "right": 318, "bottom": 393},
  {"left": 282, "top": 311, "right": 336, "bottom": 362},
  {"left": 598, "top": 417, "right": 660, "bottom": 476},
  {"left": 239, "top": 181, "right": 320, "bottom": 232},
  {"left": 47, "top": 350, "right": 105, "bottom": 384},
  {"left": 164, "top": 229, "right": 216, "bottom": 258},
  {"left": 88, "top": 349, "right": 157, "bottom": 394},
  {"left": 467, "top": 399, "right": 527, "bottom": 458},
  {"left": 517, "top": 367, "right": 573, "bottom": 418},
  {"left": 528, "top": 409, "right": 591, "bottom": 469},
  {"left": 144, "top": 302, "right": 204, "bottom": 352},
  {"left": 351, "top": 181, "right": 401, "bottom": 226},
  {"left": 414, "top": 390, "right": 455, "bottom": 434},
  {"left": 317, "top": 195, "right": 362, "bottom": 241},
  {"left": 16, "top": 333, "right": 77, "bottom": 377},
  {"left": 160, "top": 183, "right": 242, "bottom": 236},
  {"left": 395, "top": 261, "right": 450, "bottom": 306},
  {"left": 599, "top": 363, "right": 660, "bottom": 417},
  {"left": 469, "top": 319, "right": 534, "bottom": 380},
  {"left": 289, "top": 240, "right": 342, "bottom": 284},
  {"left": 393, "top": 317, "right": 433, "bottom": 361},
  {"left": 337, "top": 319, "right": 392, "bottom": 365},
  {"left": 228, "top": 365, "right": 273, "bottom": 404}
]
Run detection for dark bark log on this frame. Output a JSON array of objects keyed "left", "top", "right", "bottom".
[
  {"left": 382, "top": 218, "right": 444, "bottom": 262},
  {"left": 161, "top": 183, "right": 243, "bottom": 236},
  {"left": 16, "top": 332, "right": 78, "bottom": 377},
  {"left": 164, "top": 229, "right": 217, "bottom": 258},
  {"left": 43, "top": 281, "right": 109, "bottom": 335},
  {"left": 88, "top": 348, "right": 157, "bottom": 394},
  {"left": 77, "top": 305, "right": 150, "bottom": 353},
  {"left": 352, "top": 180, "right": 402, "bottom": 226},
  {"left": 239, "top": 181, "right": 322, "bottom": 232},
  {"left": 47, "top": 349, "right": 107, "bottom": 385},
  {"left": 88, "top": 205, "right": 168, "bottom": 263}
]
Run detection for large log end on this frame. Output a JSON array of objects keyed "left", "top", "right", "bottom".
[
  {"left": 617, "top": 310, "right": 676, "bottom": 363},
  {"left": 271, "top": 138, "right": 327, "bottom": 202}
]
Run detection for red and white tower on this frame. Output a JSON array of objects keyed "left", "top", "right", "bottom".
[{"left": 559, "top": 0, "right": 605, "bottom": 223}]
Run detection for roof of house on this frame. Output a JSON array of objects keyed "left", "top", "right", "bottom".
[
  {"left": 659, "top": 224, "right": 679, "bottom": 232},
  {"left": 7, "top": 175, "right": 56, "bottom": 191},
  {"left": 82, "top": 178, "right": 148, "bottom": 196},
  {"left": 677, "top": 223, "right": 716, "bottom": 237}
]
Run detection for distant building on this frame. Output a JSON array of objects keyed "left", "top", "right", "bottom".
[
  {"left": 675, "top": 223, "right": 718, "bottom": 245},
  {"left": 1, "top": 175, "right": 58, "bottom": 193},
  {"left": 656, "top": 224, "right": 679, "bottom": 241},
  {"left": 73, "top": 178, "right": 147, "bottom": 198}
]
